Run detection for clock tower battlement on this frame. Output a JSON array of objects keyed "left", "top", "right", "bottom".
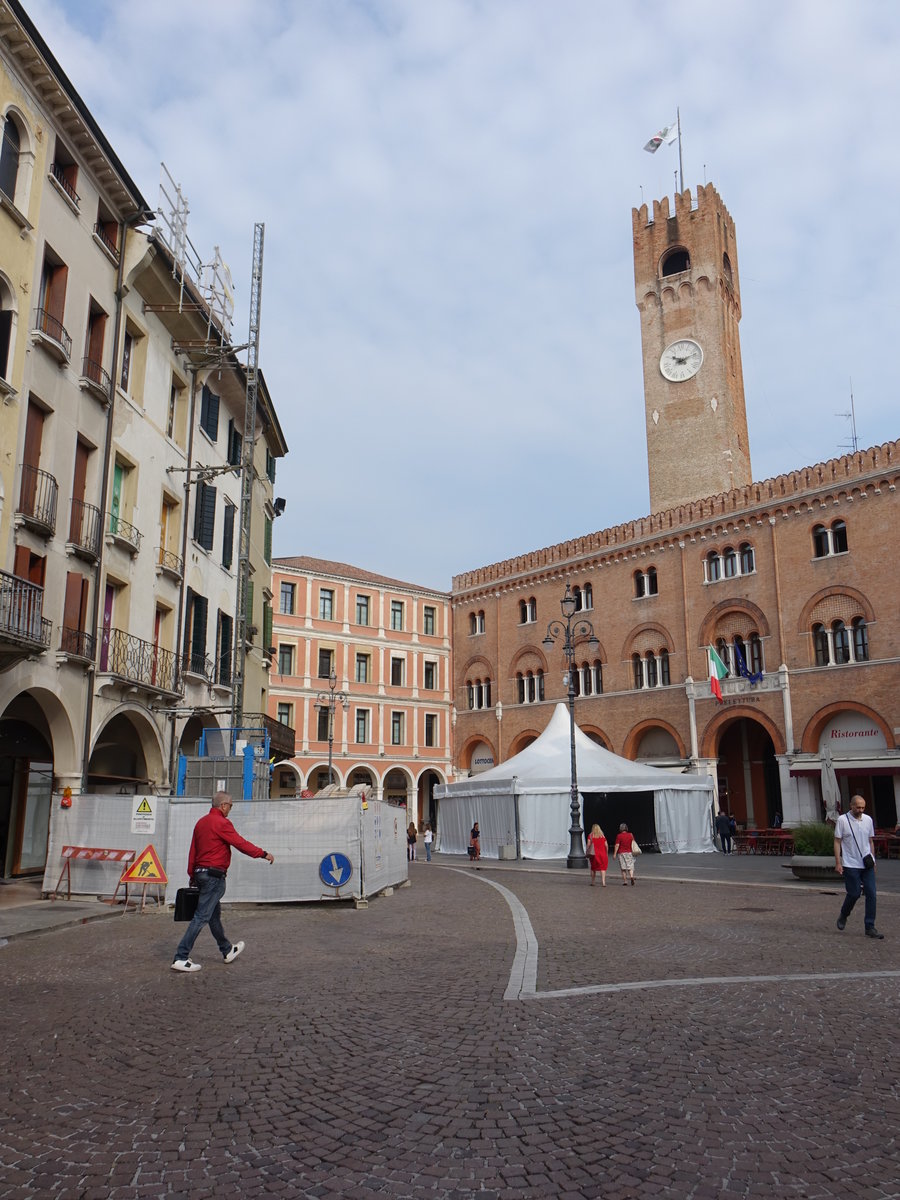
[{"left": 633, "top": 183, "right": 752, "bottom": 514}]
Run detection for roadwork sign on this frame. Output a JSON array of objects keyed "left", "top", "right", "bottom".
[{"left": 120, "top": 844, "right": 168, "bottom": 885}]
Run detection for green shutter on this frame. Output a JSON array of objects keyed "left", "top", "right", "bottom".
[
  {"left": 263, "top": 601, "right": 273, "bottom": 650},
  {"left": 264, "top": 516, "right": 273, "bottom": 565}
]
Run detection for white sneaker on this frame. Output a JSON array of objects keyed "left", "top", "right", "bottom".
[
  {"left": 171, "top": 959, "right": 201, "bottom": 973},
  {"left": 224, "top": 941, "right": 245, "bottom": 963}
]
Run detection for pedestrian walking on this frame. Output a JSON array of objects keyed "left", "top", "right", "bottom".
[
  {"left": 834, "top": 794, "right": 884, "bottom": 938},
  {"left": 586, "top": 824, "right": 608, "bottom": 887},
  {"left": 715, "top": 809, "right": 733, "bottom": 854},
  {"left": 172, "top": 791, "right": 274, "bottom": 973},
  {"left": 423, "top": 824, "right": 434, "bottom": 862},
  {"left": 470, "top": 821, "right": 481, "bottom": 861},
  {"left": 613, "top": 823, "right": 639, "bottom": 886},
  {"left": 407, "top": 822, "right": 418, "bottom": 862}
]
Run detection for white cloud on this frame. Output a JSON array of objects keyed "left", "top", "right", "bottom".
[{"left": 26, "top": 0, "right": 900, "bottom": 586}]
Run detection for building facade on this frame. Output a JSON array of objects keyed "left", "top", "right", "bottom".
[
  {"left": 0, "top": 0, "right": 287, "bottom": 878},
  {"left": 269, "top": 558, "right": 452, "bottom": 828},
  {"left": 451, "top": 184, "right": 900, "bottom": 832}
]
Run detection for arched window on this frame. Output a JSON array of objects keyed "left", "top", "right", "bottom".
[
  {"left": 517, "top": 673, "right": 525, "bottom": 704},
  {"left": 749, "top": 632, "right": 764, "bottom": 675},
  {"left": 740, "top": 542, "right": 755, "bottom": 574},
  {"left": 477, "top": 610, "right": 485, "bottom": 634},
  {"left": 832, "top": 620, "right": 850, "bottom": 664},
  {"left": 581, "top": 662, "right": 592, "bottom": 695},
  {"left": 813, "top": 521, "right": 848, "bottom": 558},
  {"left": 467, "top": 682, "right": 475, "bottom": 709},
  {"left": 527, "top": 671, "right": 536, "bottom": 702},
  {"left": 571, "top": 666, "right": 580, "bottom": 697},
  {"left": 634, "top": 570, "right": 645, "bottom": 598},
  {"left": 572, "top": 585, "right": 582, "bottom": 611},
  {"left": 852, "top": 617, "right": 869, "bottom": 662},
  {"left": 645, "top": 651, "right": 658, "bottom": 688},
  {"left": 632, "top": 653, "right": 643, "bottom": 689},
  {"left": 0, "top": 113, "right": 21, "bottom": 203},
  {"left": 484, "top": 679, "right": 491, "bottom": 707},
  {"left": 812, "top": 624, "right": 829, "bottom": 667},
  {"left": 659, "top": 648, "right": 670, "bottom": 686},
  {"left": 661, "top": 248, "right": 690, "bottom": 276},
  {"left": 831, "top": 519, "right": 848, "bottom": 554},
  {"left": 592, "top": 660, "right": 603, "bottom": 695},
  {"left": 646, "top": 567, "right": 658, "bottom": 596},
  {"left": 812, "top": 525, "right": 829, "bottom": 558},
  {"left": 519, "top": 600, "right": 528, "bottom": 624},
  {"left": 537, "top": 670, "right": 544, "bottom": 701},
  {"left": 469, "top": 613, "right": 477, "bottom": 635},
  {"left": 716, "top": 637, "right": 731, "bottom": 675},
  {"left": 706, "top": 550, "right": 721, "bottom": 582},
  {"left": 528, "top": 597, "right": 536, "bottom": 622},
  {"left": 583, "top": 583, "right": 593, "bottom": 610},
  {"left": 723, "top": 547, "right": 737, "bottom": 578}
]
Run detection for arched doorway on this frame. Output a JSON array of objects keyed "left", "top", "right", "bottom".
[
  {"left": 384, "top": 768, "right": 409, "bottom": 806},
  {"left": 714, "top": 717, "right": 782, "bottom": 828},
  {"left": 417, "top": 769, "right": 444, "bottom": 832},
  {"left": 88, "top": 712, "right": 161, "bottom": 793},
  {"left": 0, "top": 707, "right": 53, "bottom": 878}
]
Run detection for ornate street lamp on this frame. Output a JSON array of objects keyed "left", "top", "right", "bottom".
[
  {"left": 316, "top": 670, "right": 349, "bottom": 786},
  {"left": 543, "top": 583, "right": 600, "bottom": 869}
]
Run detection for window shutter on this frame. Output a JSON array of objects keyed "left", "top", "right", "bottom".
[
  {"left": 194, "top": 482, "right": 216, "bottom": 551},
  {"left": 222, "top": 503, "right": 235, "bottom": 568},
  {"left": 264, "top": 516, "right": 273, "bottom": 565},
  {"left": 200, "top": 385, "right": 220, "bottom": 440},
  {"left": 191, "top": 594, "right": 208, "bottom": 673},
  {"left": 263, "top": 601, "right": 273, "bottom": 649},
  {"left": 247, "top": 580, "right": 254, "bottom": 626}
]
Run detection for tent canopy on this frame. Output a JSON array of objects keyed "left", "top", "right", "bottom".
[{"left": 435, "top": 705, "right": 715, "bottom": 857}]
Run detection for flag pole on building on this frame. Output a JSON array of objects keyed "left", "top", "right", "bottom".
[{"left": 676, "top": 106, "right": 684, "bottom": 193}]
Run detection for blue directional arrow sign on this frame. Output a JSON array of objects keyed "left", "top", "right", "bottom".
[{"left": 319, "top": 852, "right": 353, "bottom": 889}]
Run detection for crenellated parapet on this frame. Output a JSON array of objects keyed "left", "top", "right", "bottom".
[{"left": 451, "top": 440, "right": 900, "bottom": 594}]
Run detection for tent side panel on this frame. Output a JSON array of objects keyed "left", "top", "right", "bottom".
[
  {"left": 436, "top": 793, "right": 516, "bottom": 857},
  {"left": 654, "top": 787, "right": 716, "bottom": 853},
  {"left": 517, "top": 791, "right": 570, "bottom": 859}
]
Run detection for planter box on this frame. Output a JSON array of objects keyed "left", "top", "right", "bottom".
[{"left": 790, "top": 855, "right": 839, "bottom": 882}]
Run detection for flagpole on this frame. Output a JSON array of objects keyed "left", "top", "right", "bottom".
[{"left": 676, "top": 106, "right": 684, "bottom": 194}]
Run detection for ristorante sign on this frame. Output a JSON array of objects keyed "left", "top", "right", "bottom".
[{"left": 818, "top": 713, "right": 887, "bottom": 752}]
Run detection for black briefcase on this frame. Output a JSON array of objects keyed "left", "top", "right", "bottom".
[{"left": 174, "top": 887, "right": 199, "bottom": 922}]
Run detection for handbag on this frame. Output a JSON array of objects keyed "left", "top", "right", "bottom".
[
  {"left": 846, "top": 814, "right": 874, "bottom": 871},
  {"left": 631, "top": 841, "right": 643, "bottom": 856},
  {"left": 174, "top": 886, "right": 199, "bottom": 922}
]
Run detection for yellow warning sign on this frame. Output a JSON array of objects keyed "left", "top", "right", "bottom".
[
  {"left": 119, "top": 844, "right": 168, "bottom": 884},
  {"left": 135, "top": 798, "right": 153, "bottom": 815}
]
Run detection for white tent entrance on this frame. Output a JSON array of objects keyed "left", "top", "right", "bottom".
[{"left": 435, "top": 705, "right": 715, "bottom": 859}]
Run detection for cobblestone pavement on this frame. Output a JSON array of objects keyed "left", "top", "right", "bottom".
[{"left": 2, "top": 863, "right": 899, "bottom": 1199}]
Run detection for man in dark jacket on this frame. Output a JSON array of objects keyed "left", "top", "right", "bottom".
[
  {"left": 171, "top": 791, "right": 274, "bottom": 973},
  {"left": 715, "top": 809, "right": 733, "bottom": 854}
]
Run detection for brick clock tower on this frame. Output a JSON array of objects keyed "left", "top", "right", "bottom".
[{"left": 633, "top": 183, "right": 752, "bottom": 513}]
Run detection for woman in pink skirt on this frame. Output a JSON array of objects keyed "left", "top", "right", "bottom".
[{"left": 586, "top": 823, "right": 608, "bottom": 887}]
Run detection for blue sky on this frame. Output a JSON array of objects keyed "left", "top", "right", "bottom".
[{"left": 32, "top": 0, "right": 900, "bottom": 589}]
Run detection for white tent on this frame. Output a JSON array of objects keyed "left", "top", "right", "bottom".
[{"left": 435, "top": 704, "right": 715, "bottom": 858}]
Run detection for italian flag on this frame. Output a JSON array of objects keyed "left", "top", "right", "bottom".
[{"left": 708, "top": 645, "right": 728, "bottom": 703}]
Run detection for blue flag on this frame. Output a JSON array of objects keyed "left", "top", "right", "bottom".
[{"left": 734, "top": 643, "right": 763, "bottom": 685}]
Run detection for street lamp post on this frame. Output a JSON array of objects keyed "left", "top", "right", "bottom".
[
  {"left": 316, "top": 670, "right": 349, "bottom": 786},
  {"left": 543, "top": 583, "right": 600, "bottom": 869}
]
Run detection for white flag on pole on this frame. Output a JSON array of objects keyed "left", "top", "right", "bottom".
[{"left": 643, "top": 120, "right": 678, "bottom": 154}]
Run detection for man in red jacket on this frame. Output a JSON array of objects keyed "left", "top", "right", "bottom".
[{"left": 172, "top": 791, "right": 274, "bottom": 973}]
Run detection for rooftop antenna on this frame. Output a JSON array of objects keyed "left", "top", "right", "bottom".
[{"left": 836, "top": 379, "right": 859, "bottom": 455}]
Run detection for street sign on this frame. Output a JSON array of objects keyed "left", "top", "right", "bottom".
[
  {"left": 318, "top": 852, "right": 352, "bottom": 889},
  {"left": 120, "top": 844, "right": 168, "bottom": 885}
]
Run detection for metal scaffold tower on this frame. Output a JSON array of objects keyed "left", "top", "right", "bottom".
[{"left": 230, "top": 222, "right": 265, "bottom": 728}]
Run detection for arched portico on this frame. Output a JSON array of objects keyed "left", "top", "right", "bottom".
[
  {"left": 271, "top": 760, "right": 302, "bottom": 798},
  {"left": 88, "top": 707, "right": 166, "bottom": 793},
  {"left": 416, "top": 767, "right": 445, "bottom": 831},
  {"left": 701, "top": 709, "right": 784, "bottom": 828}
]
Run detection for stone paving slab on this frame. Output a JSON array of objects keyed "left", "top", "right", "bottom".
[{"left": 1, "top": 861, "right": 899, "bottom": 1199}]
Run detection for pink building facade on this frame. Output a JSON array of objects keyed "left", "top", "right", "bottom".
[{"left": 268, "top": 557, "right": 452, "bottom": 828}]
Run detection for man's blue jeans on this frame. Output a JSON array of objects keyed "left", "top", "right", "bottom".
[
  {"left": 839, "top": 865, "right": 877, "bottom": 929},
  {"left": 174, "top": 872, "right": 231, "bottom": 961}
]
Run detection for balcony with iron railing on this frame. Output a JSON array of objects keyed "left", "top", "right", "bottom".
[
  {"left": 244, "top": 711, "right": 296, "bottom": 760},
  {"left": 100, "top": 627, "right": 183, "bottom": 696},
  {"left": 16, "top": 464, "right": 58, "bottom": 537},
  {"left": 106, "top": 511, "right": 142, "bottom": 555},
  {"left": 68, "top": 498, "right": 102, "bottom": 561},
  {"left": 31, "top": 306, "right": 72, "bottom": 363},
  {"left": 0, "top": 570, "right": 51, "bottom": 657},
  {"left": 156, "top": 546, "right": 184, "bottom": 581},
  {"left": 49, "top": 160, "right": 80, "bottom": 209},
  {"left": 60, "top": 625, "right": 96, "bottom": 661},
  {"left": 92, "top": 221, "right": 119, "bottom": 261},
  {"left": 79, "top": 356, "right": 112, "bottom": 405}
]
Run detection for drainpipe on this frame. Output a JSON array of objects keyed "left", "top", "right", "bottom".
[
  {"left": 79, "top": 213, "right": 143, "bottom": 792},
  {"left": 169, "top": 364, "right": 200, "bottom": 786}
]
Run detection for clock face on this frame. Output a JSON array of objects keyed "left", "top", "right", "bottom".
[{"left": 659, "top": 338, "right": 703, "bottom": 382}]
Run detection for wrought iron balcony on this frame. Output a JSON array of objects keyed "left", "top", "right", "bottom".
[
  {"left": 49, "top": 160, "right": 80, "bottom": 207},
  {"left": 102, "top": 627, "right": 183, "bottom": 695},
  {"left": 184, "top": 652, "right": 215, "bottom": 683},
  {"left": 32, "top": 306, "right": 72, "bottom": 362},
  {"left": 60, "top": 625, "right": 96, "bottom": 661},
  {"left": 244, "top": 711, "right": 296, "bottom": 760},
  {"left": 156, "top": 546, "right": 184, "bottom": 580},
  {"left": 68, "top": 499, "right": 102, "bottom": 561},
  {"left": 79, "top": 356, "right": 112, "bottom": 404},
  {"left": 106, "top": 511, "right": 142, "bottom": 554},
  {"left": 92, "top": 221, "right": 118, "bottom": 258},
  {"left": 17, "top": 464, "right": 58, "bottom": 536},
  {"left": 0, "top": 570, "right": 51, "bottom": 654}
]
